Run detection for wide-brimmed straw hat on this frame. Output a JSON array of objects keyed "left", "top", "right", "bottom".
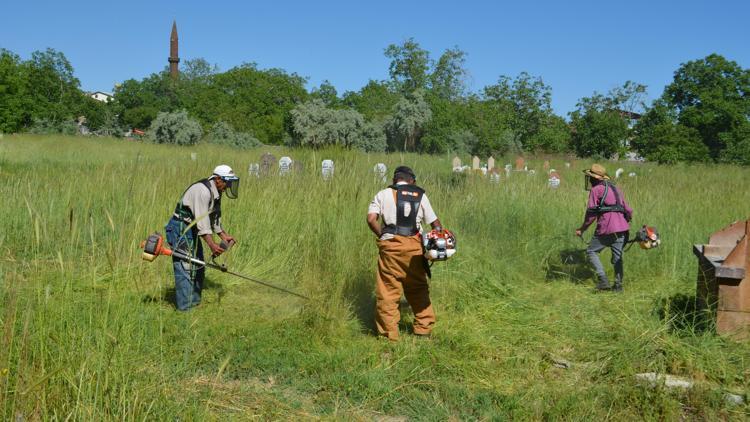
[{"left": 582, "top": 163, "right": 610, "bottom": 180}]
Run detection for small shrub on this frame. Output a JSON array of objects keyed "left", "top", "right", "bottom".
[
  {"left": 207, "top": 121, "right": 261, "bottom": 149},
  {"left": 148, "top": 110, "right": 203, "bottom": 145},
  {"left": 29, "top": 118, "right": 78, "bottom": 135}
]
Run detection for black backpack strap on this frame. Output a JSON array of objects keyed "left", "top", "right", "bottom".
[{"left": 387, "top": 184, "right": 425, "bottom": 236}]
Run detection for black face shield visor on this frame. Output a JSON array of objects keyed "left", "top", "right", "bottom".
[{"left": 222, "top": 177, "right": 240, "bottom": 199}]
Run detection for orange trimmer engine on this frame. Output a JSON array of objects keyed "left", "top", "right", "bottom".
[{"left": 140, "top": 232, "right": 174, "bottom": 262}]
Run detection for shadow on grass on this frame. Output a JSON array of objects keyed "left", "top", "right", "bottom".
[
  {"left": 344, "top": 271, "right": 376, "bottom": 335},
  {"left": 544, "top": 248, "right": 594, "bottom": 284},
  {"left": 653, "top": 293, "right": 711, "bottom": 334}
]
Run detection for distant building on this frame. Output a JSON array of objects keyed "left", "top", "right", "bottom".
[{"left": 89, "top": 91, "right": 113, "bottom": 103}]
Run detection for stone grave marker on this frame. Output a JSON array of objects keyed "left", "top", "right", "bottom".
[
  {"left": 374, "top": 163, "right": 387, "bottom": 181},
  {"left": 472, "top": 156, "right": 480, "bottom": 171},
  {"left": 190, "top": 152, "right": 197, "bottom": 161},
  {"left": 260, "top": 153, "right": 277, "bottom": 176},
  {"left": 548, "top": 169, "right": 561, "bottom": 189},
  {"left": 487, "top": 156, "right": 495, "bottom": 171},
  {"left": 489, "top": 168, "right": 501, "bottom": 183},
  {"left": 504, "top": 164, "right": 512, "bottom": 177},
  {"left": 515, "top": 156, "right": 525, "bottom": 171},
  {"left": 279, "top": 156, "right": 293, "bottom": 176},
  {"left": 322, "top": 159, "right": 334, "bottom": 180},
  {"left": 543, "top": 160, "right": 550, "bottom": 171},
  {"left": 248, "top": 163, "right": 260, "bottom": 177},
  {"left": 452, "top": 156, "right": 462, "bottom": 171}
]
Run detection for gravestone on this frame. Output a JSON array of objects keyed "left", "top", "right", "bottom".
[
  {"left": 248, "top": 163, "right": 260, "bottom": 177},
  {"left": 543, "top": 160, "right": 550, "bottom": 171},
  {"left": 515, "top": 156, "right": 525, "bottom": 171},
  {"left": 564, "top": 162, "right": 571, "bottom": 168},
  {"left": 548, "top": 169, "right": 561, "bottom": 189},
  {"left": 190, "top": 152, "right": 197, "bottom": 161},
  {"left": 489, "top": 168, "right": 501, "bottom": 183},
  {"left": 615, "top": 168, "right": 624, "bottom": 179},
  {"left": 279, "top": 156, "right": 293, "bottom": 176},
  {"left": 374, "top": 163, "right": 387, "bottom": 181},
  {"left": 260, "top": 153, "right": 277, "bottom": 176},
  {"left": 472, "top": 156, "right": 480, "bottom": 171},
  {"left": 504, "top": 164, "right": 512, "bottom": 177},
  {"left": 487, "top": 157, "right": 495, "bottom": 172},
  {"left": 322, "top": 159, "right": 334, "bottom": 180},
  {"left": 452, "top": 156, "right": 462, "bottom": 171}
]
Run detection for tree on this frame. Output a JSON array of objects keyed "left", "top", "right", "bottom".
[
  {"left": 385, "top": 90, "right": 432, "bottom": 151},
  {"left": 384, "top": 38, "right": 430, "bottom": 94},
  {"left": 661, "top": 54, "right": 750, "bottom": 160},
  {"left": 569, "top": 82, "right": 647, "bottom": 158},
  {"left": 342, "top": 80, "right": 400, "bottom": 122},
  {"left": 310, "top": 80, "right": 339, "bottom": 107},
  {"left": 632, "top": 101, "right": 708, "bottom": 163},
  {"left": 0, "top": 49, "right": 29, "bottom": 132},
  {"left": 430, "top": 47, "right": 468, "bottom": 100},
  {"left": 483, "top": 72, "right": 556, "bottom": 152},
  {"left": 288, "top": 100, "right": 385, "bottom": 152}
]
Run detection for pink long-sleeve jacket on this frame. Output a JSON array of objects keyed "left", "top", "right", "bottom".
[{"left": 581, "top": 182, "right": 633, "bottom": 236}]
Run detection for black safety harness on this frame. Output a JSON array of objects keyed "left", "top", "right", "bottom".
[
  {"left": 173, "top": 178, "right": 222, "bottom": 230},
  {"left": 587, "top": 181, "right": 626, "bottom": 215},
  {"left": 381, "top": 184, "right": 425, "bottom": 237}
]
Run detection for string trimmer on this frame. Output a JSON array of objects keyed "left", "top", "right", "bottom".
[{"left": 139, "top": 232, "right": 309, "bottom": 300}]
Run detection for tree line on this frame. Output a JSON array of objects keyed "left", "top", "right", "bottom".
[{"left": 0, "top": 41, "right": 748, "bottom": 164}]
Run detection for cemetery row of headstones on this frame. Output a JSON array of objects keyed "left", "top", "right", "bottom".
[{"left": 187, "top": 151, "right": 637, "bottom": 185}]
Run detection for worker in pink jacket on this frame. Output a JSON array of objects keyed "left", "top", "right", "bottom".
[{"left": 575, "top": 164, "right": 633, "bottom": 292}]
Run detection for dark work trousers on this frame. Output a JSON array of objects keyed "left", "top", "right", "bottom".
[
  {"left": 165, "top": 218, "right": 204, "bottom": 311},
  {"left": 586, "top": 231, "right": 627, "bottom": 289}
]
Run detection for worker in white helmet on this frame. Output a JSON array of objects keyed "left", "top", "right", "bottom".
[{"left": 165, "top": 165, "right": 239, "bottom": 311}]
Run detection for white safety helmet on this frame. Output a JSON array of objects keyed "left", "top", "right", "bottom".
[{"left": 212, "top": 164, "right": 240, "bottom": 199}]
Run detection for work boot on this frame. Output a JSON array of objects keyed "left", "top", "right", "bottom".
[{"left": 595, "top": 276, "right": 611, "bottom": 292}]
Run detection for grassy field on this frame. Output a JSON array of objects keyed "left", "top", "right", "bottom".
[{"left": 1, "top": 134, "right": 749, "bottom": 420}]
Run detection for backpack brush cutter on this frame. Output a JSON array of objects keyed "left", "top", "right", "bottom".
[
  {"left": 626, "top": 225, "right": 661, "bottom": 250},
  {"left": 140, "top": 232, "right": 309, "bottom": 300}
]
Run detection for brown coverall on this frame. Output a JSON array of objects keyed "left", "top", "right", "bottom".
[{"left": 376, "top": 235, "right": 435, "bottom": 340}]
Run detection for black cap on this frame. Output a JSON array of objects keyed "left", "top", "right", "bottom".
[{"left": 393, "top": 166, "right": 416, "bottom": 181}]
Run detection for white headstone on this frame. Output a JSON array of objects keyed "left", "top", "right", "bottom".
[
  {"left": 615, "top": 168, "right": 624, "bottom": 179},
  {"left": 565, "top": 162, "right": 571, "bottom": 168},
  {"left": 548, "top": 171, "right": 561, "bottom": 188},
  {"left": 279, "top": 156, "right": 292, "bottom": 175},
  {"left": 190, "top": 152, "right": 197, "bottom": 161},
  {"left": 322, "top": 159, "right": 334, "bottom": 180},
  {"left": 374, "top": 163, "right": 387, "bottom": 181},
  {"left": 487, "top": 157, "right": 495, "bottom": 171},
  {"left": 472, "top": 156, "right": 481, "bottom": 170},
  {"left": 504, "top": 164, "right": 512, "bottom": 177},
  {"left": 248, "top": 163, "right": 260, "bottom": 177},
  {"left": 452, "top": 156, "right": 462, "bottom": 169}
]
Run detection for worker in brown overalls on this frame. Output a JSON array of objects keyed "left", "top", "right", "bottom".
[{"left": 366, "top": 166, "right": 443, "bottom": 341}]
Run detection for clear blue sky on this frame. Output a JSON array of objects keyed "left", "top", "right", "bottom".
[{"left": 2, "top": 0, "right": 748, "bottom": 115}]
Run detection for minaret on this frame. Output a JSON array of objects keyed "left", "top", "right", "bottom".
[{"left": 168, "top": 21, "right": 180, "bottom": 79}]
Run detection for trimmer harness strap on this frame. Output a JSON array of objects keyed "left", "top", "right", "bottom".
[
  {"left": 587, "top": 181, "right": 625, "bottom": 215},
  {"left": 173, "top": 178, "right": 221, "bottom": 228},
  {"left": 382, "top": 184, "right": 425, "bottom": 237}
]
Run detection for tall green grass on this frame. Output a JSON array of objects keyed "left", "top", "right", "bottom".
[{"left": 1, "top": 134, "right": 748, "bottom": 419}]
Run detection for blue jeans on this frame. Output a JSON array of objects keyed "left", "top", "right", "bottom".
[
  {"left": 165, "top": 218, "right": 204, "bottom": 311},
  {"left": 587, "top": 232, "right": 627, "bottom": 289}
]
